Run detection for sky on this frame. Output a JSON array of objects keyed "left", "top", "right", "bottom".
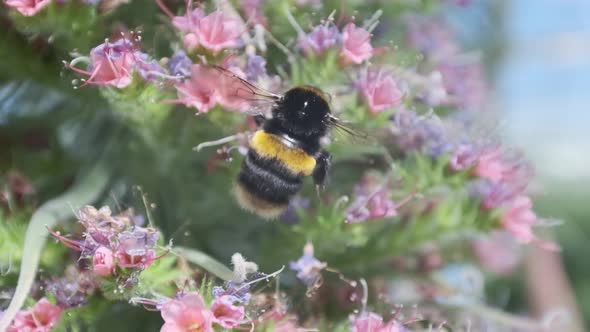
[{"left": 496, "top": 0, "right": 590, "bottom": 182}]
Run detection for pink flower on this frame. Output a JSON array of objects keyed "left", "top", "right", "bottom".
[
  {"left": 351, "top": 312, "right": 404, "bottom": 332},
  {"left": 171, "top": 64, "right": 251, "bottom": 113},
  {"left": 500, "top": 196, "right": 538, "bottom": 244},
  {"left": 93, "top": 246, "right": 115, "bottom": 276},
  {"left": 160, "top": 292, "right": 214, "bottom": 332},
  {"left": 472, "top": 149, "right": 509, "bottom": 183},
  {"left": 172, "top": 8, "right": 206, "bottom": 31},
  {"left": 5, "top": 0, "right": 50, "bottom": 16},
  {"left": 196, "top": 11, "right": 244, "bottom": 53},
  {"left": 340, "top": 23, "right": 374, "bottom": 64},
  {"left": 345, "top": 174, "right": 410, "bottom": 223},
  {"left": 210, "top": 296, "right": 245, "bottom": 329},
  {"left": 116, "top": 248, "right": 156, "bottom": 269},
  {"left": 69, "top": 39, "right": 138, "bottom": 89},
  {"left": 500, "top": 196, "right": 559, "bottom": 251},
  {"left": 7, "top": 298, "right": 63, "bottom": 332},
  {"left": 355, "top": 68, "right": 403, "bottom": 113},
  {"left": 472, "top": 232, "right": 521, "bottom": 276},
  {"left": 173, "top": 64, "right": 220, "bottom": 113},
  {"left": 172, "top": 9, "right": 244, "bottom": 53},
  {"left": 346, "top": 188, "right": 398, "bottom": 223},
  {"left": 240, "top": 0, "right": 267, "bottom": 26}
]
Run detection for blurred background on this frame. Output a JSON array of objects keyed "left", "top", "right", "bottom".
[
  {"left": 1, "top": 0, "right": 589, "bottom": 330},
  {"left": 450, "top": 0, "right": 590, "bottom": 328}
]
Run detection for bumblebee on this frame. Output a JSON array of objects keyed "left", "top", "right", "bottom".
[{"left": 214, "top": 67, "right": 358, "bottom": 219}]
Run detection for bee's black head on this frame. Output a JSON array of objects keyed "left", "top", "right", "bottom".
[{"left": 273, "top": 86, "right": 331, "bottom": 138}]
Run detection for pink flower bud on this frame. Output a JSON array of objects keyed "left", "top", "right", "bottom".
[
  {"left": 93, "top": 246, "right": 115, "bottom": 276},
  {"left": 340, "top": 23, "right": 374, "bottom": 64}
]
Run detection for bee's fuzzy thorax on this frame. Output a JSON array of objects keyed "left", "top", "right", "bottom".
[
  {"left": 262, "top": 86, "right": 332, "bottom": 155},
  {"left": 250, "top": 131, "right": 316, "bottom": 176}
]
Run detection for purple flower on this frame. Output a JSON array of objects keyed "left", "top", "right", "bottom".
[
  {"left": 297, "top": 24, "right": 341, "bottom": 55},
  {"left": 117, "top": 226, "right": 159, "bottom": 256},
  {"left": 168, "top": 50, "right": 192, "bottom": 78},
  {"left": 212, "top": 281, "right": 251, "bottom": 304},
  {"left": 391, "top": 109, "right": 446, "bottom": 155},
  {"left": 406, "top": 17, "right": 458, "bottom": 60},
  {"left": 280, "top": 196, "right": 310, "bottom": 224},
  {"left": 449, "top": 144, "right": 477, "bottom": 171},
  {"left": 469, "top": 180, "right": 515, "bottom": 210},
  {"left": 245, "top": 54, "right": 267, "bottom": 82},
  {"left": 46, "top": 270, "right": 96, "bottom": 308},
  {"left": 289, "top": 243, "right": 326, "bottom": 287},
  {"left": 438, "top": 60, "right": 486, "bottom": 111},
  {"left": 135, "top": 52, "right": 166, "bottom": 82}
]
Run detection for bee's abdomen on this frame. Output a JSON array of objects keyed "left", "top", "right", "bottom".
[{"left": 234, "top": 150, "right": 303, "bottom": 219}]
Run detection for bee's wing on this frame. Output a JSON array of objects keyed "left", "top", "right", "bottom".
[
  {"left": 212, "top": 65, "right": 281, "bottom": 102},
  {"left": 212, "top": 65, "right": 282, "bottom": 118}
]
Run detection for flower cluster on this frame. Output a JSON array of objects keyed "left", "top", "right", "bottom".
[
  {"left": 67, "top": 37, "right": 166, "bottom": 89},
  {"left": 345, "top": 173, "right": 403, "bottom": 223},
  {"left": 49, "top": 205, "right": 164, "bottom": 281},
  {"left": 135, "top": 253, "right": 291, "bottom": 331},
  {"left": 406, "top": 16, "right": 486, "bottom": 110},
  {"left": 297, "top": 21, "right": 374, "bottom": 65},
  {"left": 159, "top": 291, "right": 245, "bottom": 332},
  {"left": 453, "top": 144, "right": 557, "bottom": 249}
]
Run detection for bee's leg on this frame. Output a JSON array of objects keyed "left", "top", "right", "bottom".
[{"left": 313, "top": 150, "right": 332, "bottom": 191}]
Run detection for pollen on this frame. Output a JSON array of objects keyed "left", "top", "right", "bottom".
[{"left": 250, "top": 131, "right": 316, "bottom": 176}]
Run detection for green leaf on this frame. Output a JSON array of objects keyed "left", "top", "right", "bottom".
[{"left": 173, "top": 246, "right": 234, "bottom": 281}]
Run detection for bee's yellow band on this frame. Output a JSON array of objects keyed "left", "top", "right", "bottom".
[{"left": 250, "top": 131, "right": 316, "bottom": 176}]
